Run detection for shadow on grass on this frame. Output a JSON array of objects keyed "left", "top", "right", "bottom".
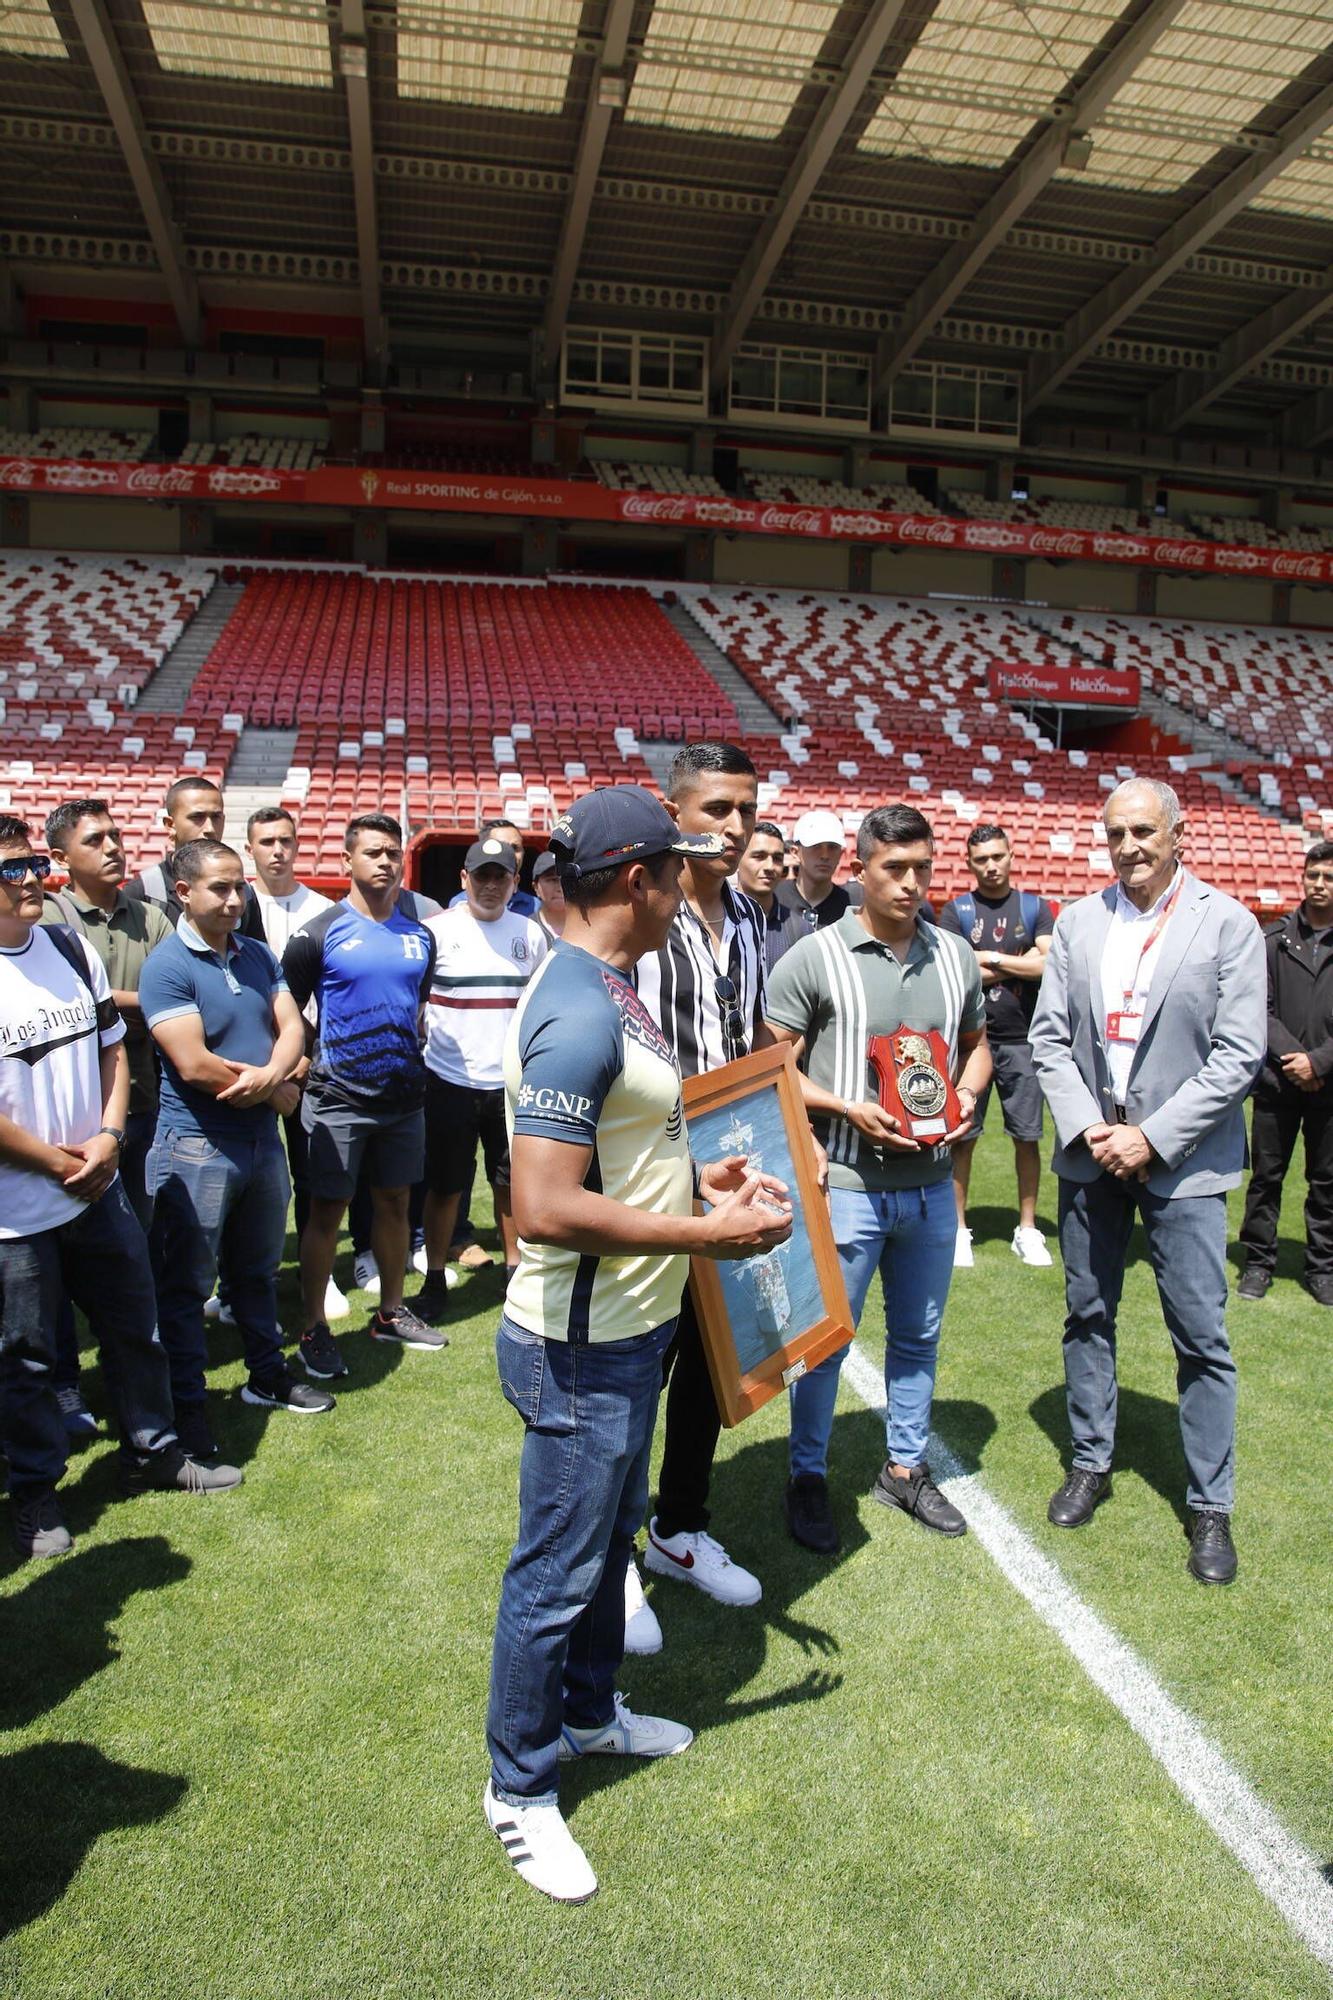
[
  {"left": 1029, "top": 1381, "right": 1190, "bottom": 1526},
  {"left": 1224, "top": 1232, "right": 1313, "bottom": 1284},
  {"left": 0, "top": 1741, "right": 187, "bottom": 1940},
  {"left": 931, "top": 1395, "right": 998, "bottom": 1476},
  {"left": 0, "top": 1536, "right": 190, "bottom": 1728}
]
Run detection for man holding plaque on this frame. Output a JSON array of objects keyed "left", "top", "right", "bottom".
[
  {"left": 765, "top": 804, "right": 990, "bottom": 1553},
  {"left": 1028, "top": 779, "right": 1264, "bottom": 1585}
]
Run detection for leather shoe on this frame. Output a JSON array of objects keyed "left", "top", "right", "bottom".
[
  {"left": 1186, "top": 1509, "right": 1237, "bottom": 1585},
  {"left": 1305, "top": 1274, "right": 1333, "bottom": 1308},
  {"left": 1236, "top": 1266, "right": 1271, "bottom": 1300},
  {"left": 785, "top": 1474, "right": 839, "bottom": 1554},
  {"left": 1047, "top": 1467, "right": 1110, "bottom": 1528},
  {"left": 873, "top": 1461, "right": 967, "bottom": 1537}
]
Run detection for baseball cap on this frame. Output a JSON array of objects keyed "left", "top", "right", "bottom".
[
  {"left": 464, "top": 836, "right": 518, "bottom": 875},
  {"left": 792, "top": 809, "right": 846, "bottom": 848},
  {"left": 532, "top": 850, "right": 559, "bottom": 882},
  {"left": 548, "top": 784, "right": 724, "bottom": 881}
]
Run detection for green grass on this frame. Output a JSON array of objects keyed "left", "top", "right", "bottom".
[{"left": 3, "top": 1131, "right": 1331, "bottom": 2000}]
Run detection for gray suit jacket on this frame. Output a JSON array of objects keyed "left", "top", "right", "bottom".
[{"left": 1028, "top": 868, "right": 1265, "bottom": 1197}]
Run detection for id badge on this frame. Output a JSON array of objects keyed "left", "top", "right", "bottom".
[{"left": 1105, "top": 1010, "right": 1142, "bottom": 1045}]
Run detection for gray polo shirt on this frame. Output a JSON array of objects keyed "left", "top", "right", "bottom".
[{"left": 765, "top": 911, "right": 985, "bottom": 1193}]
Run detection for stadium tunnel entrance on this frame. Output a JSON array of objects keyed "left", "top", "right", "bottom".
[{"left": 407, "top": 829, "right": 539, "bottom": 909}]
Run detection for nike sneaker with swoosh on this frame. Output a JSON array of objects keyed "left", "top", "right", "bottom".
[{"left": 643, "top": 1520, "right": 761, "bottom": 1606}]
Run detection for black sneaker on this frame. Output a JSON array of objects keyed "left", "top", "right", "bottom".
[
  {"left": 413, "top": 1277, "right": 453, "bottom": 1327},
  {"left": 120, "top": 1446, "right": 244, "bottom": 1497},
  {"left": 298, "top": 1321, "right": 349, "bottom": 1380},
  {"left": 785, "top": 1474, "right": 840, "bottom": 1554},
  {"left": 1187, "top": 1509, "right": 1237, "bottom": 1585},
  {"left": 240, "top": 1369, "right": 335, "bottom": 1414},
  {"left": 370, "top": 1304, "right": 448, "bottom": 1350},
  {"left": 1305, "top": 1273, "right": 1333, "bottom": 1309},
  {"left": 873, "top": 1461, "right": 967, "bottom": 1536},
  {"left": 1236, "top": 1266, "right": 1272, "bottom": 1300},
  {"left": 11, "top": 1488, "right": 72, "bottom": 1561},
  {"left": 173, "top": 1404, "right": 220, "bottom": 1461}
]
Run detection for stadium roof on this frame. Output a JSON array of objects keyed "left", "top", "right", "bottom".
[{"left": 3, "top": 0, "right": 1333, "bottom": 440}]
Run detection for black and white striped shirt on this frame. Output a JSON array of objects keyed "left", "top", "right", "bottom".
[{"left": 634, "top": 880, "right": 768, "bottom": 1078}]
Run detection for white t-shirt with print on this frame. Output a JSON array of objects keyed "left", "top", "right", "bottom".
[
  {"left": 424, "top": 905, "right": 547, "bottom": 1088},
  {"left": 0, "top": 926, "right": 126, "bottom": 1238}
]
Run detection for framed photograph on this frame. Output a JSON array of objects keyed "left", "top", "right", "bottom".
[{"left": 682, "top": 1042, "right": 854, "bottom": 1428}]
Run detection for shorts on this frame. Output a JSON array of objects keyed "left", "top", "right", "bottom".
[
  {"left": 971, "top": 1038, "right": 1045, "bottom": 1144},
  {"left": 301, "top": 1092, "right": 426, "bottom": 1204},
  {"left": 424, "top": 1074, "right": 511, "bottom": 1197}
]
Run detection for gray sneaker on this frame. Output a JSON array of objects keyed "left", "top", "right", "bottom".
[
  {"left": 12, "top": 1488, "right": 73, "bottom": 1560},
  {"left": 370, "top": 1304, "right": 448, "bottom": 1350}
]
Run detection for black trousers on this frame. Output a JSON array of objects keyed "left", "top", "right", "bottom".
[
  {"left": 652, "top": 1287, "right": 723, "bottom": 1540},
  {"left": 1240, "top": 1089, "right": 1333, "bottom": 1280}
]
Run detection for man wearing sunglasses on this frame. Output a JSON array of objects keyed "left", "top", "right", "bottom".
[
  {"left": 0, "top": 817, "right": 241, "bottom": 1561},
  {"left": 631, "top": 742, "right": 772, "bottom": 1635}
]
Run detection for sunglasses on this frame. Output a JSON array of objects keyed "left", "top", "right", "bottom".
[
  {"left": 0, "top": 855, "right": 52, "bottom": 885},
  {"left": 714, "top": 973, "right": 746, "bottom": 1061}
]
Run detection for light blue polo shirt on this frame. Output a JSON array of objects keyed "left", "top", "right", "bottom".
[{"left": 140, "top": 920, "right": 288, "bottom": 1138}]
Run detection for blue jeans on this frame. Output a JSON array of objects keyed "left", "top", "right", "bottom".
[
  {"left": 53, "top": 1108, "right": 157, "bottom": 1392},
  {"left": 147, "top": 1122, "right": 290, "bottom": 1411},
  {"left": 789, "top": 1179, "right": 956, "bottom": 1477},
  {"left": 1058, "top": 1175, "right": 1236, "bottom": 1512},
  {"left": 0, "top": 1179, "right": 176, "bottom": 1493},
  {"left": 487, "top": 1312, "right": 676, "bottom": 1806}
]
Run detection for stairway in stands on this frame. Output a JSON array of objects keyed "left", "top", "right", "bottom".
[
  {"left": 221, "top": 726, "right": 301, "bottom": 850},
  {"left": 660, "top": 599, "right": 785, "bottom": 736},
  {"left": 136, "top": 579, "right": 247, "bottom": 713}
]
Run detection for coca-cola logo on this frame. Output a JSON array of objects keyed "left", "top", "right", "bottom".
[
  {"left": 1028, "top": 530, "right": 1085, "bottom": 557},
  {"left": 1214, "top": 546, "right": 1264, "bottom": 572},
  {"left": 44, "top": 463, "right": 120, "bottom": 490},
  {"left": 1271, "top": 553, "right": 1323, "bottom": 579},
  {"left": 0, "top": 460, "right": 35, "bottom": 488},
  {"left": 1154, "top": 540, "right": 1209, "bottom": 568},
  {"left": 899, "top": 517, "right": 958, "bottom": 545},
  {"left": 207, "top": 468, "right": 283, "bottom": 495},
  {"left": 963, "top": 523, "right": 1026, "bottom": 550},
  {"left": 619, "top": 495, "right": 692, "bottom": 523},
  {"left": 126, "top": 466, "right": 197, "bottom": 496},
  {"left": 757, "top": 505, "right": 823, "bottom": 535}
]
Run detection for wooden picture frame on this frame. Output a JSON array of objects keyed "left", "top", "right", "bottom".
[{"left": 682, "top": 1042, "right": 854, "bottom": 1428}]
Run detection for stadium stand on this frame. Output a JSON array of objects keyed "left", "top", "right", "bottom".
[
  {"left": 748, "top": 474, "right": 941, "bottom": 513},
  {"left": 179, "top": 435, "right": 325, "bottom": 471},
  {"left": 944, "top": 490, "right": 1195, "bottom": 538},
  {"left": 0, "top": 426, "right": 154, "bottom": 461},
  {"left": 0, "top": 555, "right": 215, "bottom": 709},
  {"left": 592, "top": 461, "right": 728, "bottom": 497},
  {"left": 359, "top": 447, "right": 558, "bottom": 476},
  {"left": 1186, "top": 513, "right": 1333, "bottom": 552}
]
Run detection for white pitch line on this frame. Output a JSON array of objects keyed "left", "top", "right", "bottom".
[{"left": 841, "top": 1341, "right": 1333, "bottom": 1972}]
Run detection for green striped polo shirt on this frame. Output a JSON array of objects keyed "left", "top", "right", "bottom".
[{"left": 764, "top": 911, "right": 985, "bottom": 1193}]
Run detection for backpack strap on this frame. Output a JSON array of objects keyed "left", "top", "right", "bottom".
[
  {"left": 43, "top": 922, "right": 97, "bottom": 1003},
  {"left": 953, "top": 890, "right": 976, "bottom": 938},
  {"left": 1019, "top": 890, "right": 1040, "bottom": 940}
]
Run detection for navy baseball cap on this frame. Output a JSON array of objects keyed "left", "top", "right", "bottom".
[
  {"left": 464, "top": 836, "right": 518, "bottom": 875},
  {"left": 548, "top": 784, "right": 723, "bottom": 881},
  {"left": 532, "top": 850, "right": 559, "bottom": 882}
]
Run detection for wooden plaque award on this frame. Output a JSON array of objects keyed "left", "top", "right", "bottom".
[{"left": 866, "top": 1029, "right": 961, "bottom": 1143}]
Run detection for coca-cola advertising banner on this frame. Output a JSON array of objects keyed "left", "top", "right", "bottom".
[
  {"left": 4, "top": 455, "right": 1331, "bottom": 586},
  {"left": 987, "top": 661, "right": 1141, "bottom": 708}
]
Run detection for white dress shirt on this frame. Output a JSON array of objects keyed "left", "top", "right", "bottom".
[{"left": 1099, "top": 866, "right": 1182, "bottom": 1107}]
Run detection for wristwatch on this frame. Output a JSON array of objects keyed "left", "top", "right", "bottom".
[{"left": 98, "top": 1125, "right": 126, "bottom": 1146}]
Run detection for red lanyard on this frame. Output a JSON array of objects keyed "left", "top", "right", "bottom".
[{"left": 1121, "top": 871, "right": 1182, "bottom": 1005}]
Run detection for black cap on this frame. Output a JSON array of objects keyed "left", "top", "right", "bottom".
[
  {"left": 464, "top": 836, "right": 518, "bottom": 875},
  {"left": 532, "top": 850, "right": 559, "bottom": 882},
  {"left": 547, "top": 784, "right": 723, "bottom": 882}
]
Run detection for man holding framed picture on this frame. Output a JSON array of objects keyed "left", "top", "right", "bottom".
[
  {"left": 764, "top": 804, "right": 990, "bottom": 1554},
  {"left": 485, "top": 783, "right": 792, "bottom": 1906}
]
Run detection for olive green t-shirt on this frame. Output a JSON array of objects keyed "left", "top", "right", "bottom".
[
  {"left": 764, "top": 911, "right": 985, "bottom": 1193},
  {"left": 41, "top": 890, "right": 174, "bottom": 1116}
]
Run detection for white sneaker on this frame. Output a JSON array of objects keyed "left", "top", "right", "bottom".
[
  {"left": 324, "top": 1277, "right": 352, "bottom": 1322},
  {"left": 353, "top": 1252, "right": 381, "bottom": 1299},
  {"left": 954, "top": 1226, "right": 974, "bottom": 1269},
  {"left": 623, "top": 1557, "right": 663, "bottom": 1656},
  {"left": 203, "top": 1293, "right": 236, "bottom": 1325},
  {"left": 483, "top": 1781, "right": 597, "bottom": 1903},
  {"left": 559, "top": 1691, "right": 693, "bottom": 1761},
  {"left": 644, "top": 1521, "right": 761, "bottom": 1606},
  {"left": 1012, "top": 1225, "right": 1053, "bottom": 1268}
]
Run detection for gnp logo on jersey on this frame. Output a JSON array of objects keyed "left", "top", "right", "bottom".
[{"left": 516, "top": 1082, "right": 594, "bottom": 1127}]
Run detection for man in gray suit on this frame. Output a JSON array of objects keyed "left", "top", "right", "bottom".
[{"left": 1029, "top": 779, "right": 1265, "bottom": 1585}]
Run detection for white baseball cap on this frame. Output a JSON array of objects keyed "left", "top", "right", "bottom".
[{"left": 792, "top": 809, "right": 846, "bottom": 848}]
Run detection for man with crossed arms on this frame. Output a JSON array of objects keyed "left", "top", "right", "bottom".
[{"left": 1029, "top": 778, "right": 1264, "bottom": 1585}]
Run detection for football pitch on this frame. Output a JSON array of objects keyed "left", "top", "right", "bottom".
[{"left": 2, "top": 1132, "right": 1330, "bottom": 2000}]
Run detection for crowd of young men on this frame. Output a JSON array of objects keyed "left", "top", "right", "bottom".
[{"left": 1, "top": 756, "right": 1325, "bottom": 1907}]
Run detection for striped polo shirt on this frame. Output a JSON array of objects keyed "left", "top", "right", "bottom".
[
  {"left": 424, "top": 905, "right": 547, "bottom": 1088},
  {"left": 764, "top": 911, "right": 985, "bottom": 1193}
]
